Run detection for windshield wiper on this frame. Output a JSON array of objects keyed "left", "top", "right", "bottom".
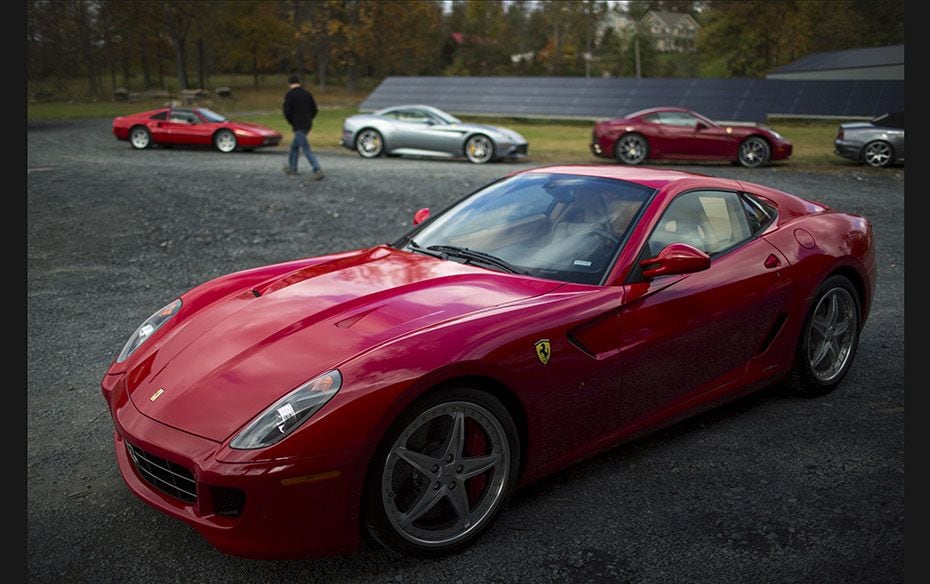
[
  {"left": 407, "top": 239, "right": 444, "bottom": 258},
  {"left": 426, "top": 245, "right": 526, "bottom": 275}
]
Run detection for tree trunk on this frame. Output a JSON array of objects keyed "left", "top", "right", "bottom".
[
  {"left": 72, "top": 2, "right": 98, "bottom": 97},
  {"left": 197, "top": 37, "right": 205, "bottom": 90},
  {"left": 142, "top": 47, "right": 152, "bottom": 89},
  {"left": 252, "top": 44, "right": 259, "bottom": 88}
]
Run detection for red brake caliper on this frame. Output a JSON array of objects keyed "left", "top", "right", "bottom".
[{"left": 464, "top": 418, "right": 488, "bottom": 504}]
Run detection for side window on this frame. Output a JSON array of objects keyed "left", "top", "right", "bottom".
[
  {"left": 647, "top": 190, "right": 753, "bottom": 257},
  {"left": 169, "top": 111, "right": 198, "bottom": 124},
  {"left": 150, "top": 111, "right": 167, "bottom": 121},
  {"left": 397, "top": 110, "right": 430, "bottom": 123},
  {"left": 642, "top": 114, "right": 662, "bottom": 124},
  {"left": 741, "top": 193, "right": 777, "bottom": 234},
  {"left": 657, "top": 112, "right": 698, "bottom": 127}
]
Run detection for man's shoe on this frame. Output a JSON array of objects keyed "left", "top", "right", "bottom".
[
  {"left": 313, "top": 169, "right": 325, "bottom": 181},
  {"left": 283, "top": 166, "right": 297, "bottom": 175}
]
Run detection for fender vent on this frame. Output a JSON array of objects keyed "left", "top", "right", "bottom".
[{"left": 757, "top": 313, "right": 788, "bottom": 355}]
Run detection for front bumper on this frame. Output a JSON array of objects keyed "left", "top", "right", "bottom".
[
  {"left": 499, "top": 142, "right": 529, "bottom": 159},
  {"left": 102, "top": 373, "right": 363, "bottom": 559},
  {"left": 339, "top": 129, "right": 355, "bottom": 150},
  {"left": 772, "top": 140, "right": 793, "bottom": 161}
]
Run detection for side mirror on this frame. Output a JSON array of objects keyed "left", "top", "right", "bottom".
[
  {"left": 695, "top": 121, "right": 708, "bottom": 130},
  {"left": 640, "top": 243, "right": 710, "bottom": 279},
  {"left": 413, "top": 208, "right": 431, "bottom": 225}
]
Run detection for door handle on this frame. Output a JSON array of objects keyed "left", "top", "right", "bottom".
[{"left": 764, "top": 254, "right": 782, "bottom": 269}]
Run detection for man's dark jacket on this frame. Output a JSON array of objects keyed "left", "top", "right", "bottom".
[{"left": 283, "top": 86, "right": 318, "bottom": 132}]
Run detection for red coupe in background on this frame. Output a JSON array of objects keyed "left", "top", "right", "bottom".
[
  {"left": 591, "top": 107, "right": 793, "bottom": 168},
  {"left": 102, "top": 165, "right": 873, "bottom": 559},
  {"left": 112, "top": 107, "right": 282, "bottom": 153}
]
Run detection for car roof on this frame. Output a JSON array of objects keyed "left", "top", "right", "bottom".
[
  {"left": 625, "top": 106, "right": 692, "bottom": 118},
  {"left": 519, "top": 164, "right": 717, "bottom": 191},
  {"left": 377, "top": 104, "right": 449, "bottom": 115}
]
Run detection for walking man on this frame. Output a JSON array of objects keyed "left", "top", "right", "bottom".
[{"left": 283, "top": 74, "right": 324, "bottom": 180}]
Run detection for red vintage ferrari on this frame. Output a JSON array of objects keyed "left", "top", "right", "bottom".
[
  {"left": 101, "top": 165, "right": 874, "bottom": 559},
  {"left": 590, "top": 107, "right": 793, "bottom": 168},
  {"left": 112, "top": 107, "right": 282, "bottom": 153}
]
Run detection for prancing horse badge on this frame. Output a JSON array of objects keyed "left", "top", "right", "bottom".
[{"left": 535, "top": 339, "right": 551, "bottom": 365}]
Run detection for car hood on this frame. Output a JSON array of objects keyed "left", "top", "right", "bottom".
[
  {"left": 229, "top": 121, "right": 280, "bottom": 136},
  {"left": 126, "top": 245, "right": 559, "bottom": 442},
  {"left": 459, "top": 123, "right": 526, "bottom": 142}
]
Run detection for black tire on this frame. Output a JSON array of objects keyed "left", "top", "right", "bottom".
[
  {"left": 862, "top": 140, "right": 894, "bottom": 168},
  {"left": 213, "top": 129, "right": 237, "bottom": 153},
  {"left": 363, "top": 386, "right": 520, "bottom": 557},
  {"left": 129, "top": 126, "right": 151, "bottom": 150},
  {"left": 737, "top": 136, "right": 771, "bottom": 168},
  {"left": 786, "top": 275, "right": 861, "bottom": 397},
  {"left": 356, "top": 128, "right": 384, "bottom": 158},
  {"left": 464, "top": 134, "right": 494, "bottom": 164},
  {"left": 613, "top": 133, "right": 648, "bottom": 165}
]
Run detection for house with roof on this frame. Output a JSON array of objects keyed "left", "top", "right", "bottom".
[
  {"left": 767, "top": 44, "right": 903, "bottom": 80},
  {"left": 641, "top": 10, "right": 699, "bottom": 52}
]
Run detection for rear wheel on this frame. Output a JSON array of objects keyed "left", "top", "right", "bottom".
[
  {"left": 787, "top": 275, "right": 861, "bottom": 397},
  {"left": 364, "top": 386, "right": 519, "bottom": 557},
  {"left": 129, "top": 126, "right": 151, "bottom": 149},
  {"left": 862, "top": 140, "right": 894, "bottom": 167},
  {"left": 214, "top": 129, "right": 237, "bottom": 153}
]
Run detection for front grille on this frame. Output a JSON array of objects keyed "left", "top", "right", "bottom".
[
  {"left": 514, "top": 144, "right": 528, "bottom": 155},
  {"left": 126, "top": 442, "right": 197, "bottom": 503}
]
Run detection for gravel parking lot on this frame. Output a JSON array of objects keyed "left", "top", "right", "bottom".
[{"left": 27, "top": 118, "right": 904, "bottom": 583}]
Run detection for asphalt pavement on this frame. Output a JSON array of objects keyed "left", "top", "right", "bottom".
[{"left": 27, "top": 119, "right": 904, "bottom": 583}]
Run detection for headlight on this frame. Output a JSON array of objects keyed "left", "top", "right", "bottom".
[
  {"left": 230, "top": 370, "right": 342, "bottom": 449},
  {"left": 116, "top": 299, "right": 182, "bottom": 363}
]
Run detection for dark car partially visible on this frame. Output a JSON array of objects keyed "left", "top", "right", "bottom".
[{"left": 834, "top": 112, "right": 905, "bottom": 168}]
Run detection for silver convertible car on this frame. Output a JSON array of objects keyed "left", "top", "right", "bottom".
[
  {"left": 834, "top": 112, "right": 905, "bottom": 168},
  {"left": 340, "top": 105, "right": 528, "bottom": 164}
]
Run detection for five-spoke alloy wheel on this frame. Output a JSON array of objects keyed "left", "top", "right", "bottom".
[
  {"left": 788, "top": 275, "right": 861, "bottom": 396},
  {"left": 365, "top": 387, "right": 519, "bottom": 557},
  {"left": 213, "top": 129, "right": 238, "bottom": 153},
  {"left": 129, "top": 126, "right": 151, "bottom": 150}
]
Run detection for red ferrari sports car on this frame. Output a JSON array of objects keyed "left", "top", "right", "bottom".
[
  {"left": 101, "top": 165, "right": 873, "bottom": 559},
  {"left": 112, "top": 107, "right": 282, "bottom": 153},
  {"left": 590, "top": 107, "right": 793, "bottom": 168}
]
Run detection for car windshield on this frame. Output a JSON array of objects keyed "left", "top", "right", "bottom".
[
  {"left": 197, "top": 108, "right": 227, "bottom": 123},
  {"left": 397, "top": 173, "right": 655, "bottom": 285}
]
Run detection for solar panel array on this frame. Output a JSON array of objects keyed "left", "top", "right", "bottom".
[{"left": 360, "top": 77, "right": 905, "bottom": 122}]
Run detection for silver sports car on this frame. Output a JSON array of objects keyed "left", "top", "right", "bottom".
[
  {"left": 834, "top": 111, "right": 905, "bottom": 168},
  {"left": 340, "top": 105, "right": 528, "bottom": 164}
]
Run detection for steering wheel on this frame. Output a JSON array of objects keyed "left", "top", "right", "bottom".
[{"left": 585, "top": 225, "right": 620, "bottom": 246}]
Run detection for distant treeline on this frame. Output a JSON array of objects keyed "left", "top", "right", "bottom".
[{"left": 27, "top": 0, "right": 903, "bottom": 99}]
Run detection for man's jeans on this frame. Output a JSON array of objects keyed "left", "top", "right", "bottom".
[{"left": 288, "top": 129, "right": 322, "bottom": 172}]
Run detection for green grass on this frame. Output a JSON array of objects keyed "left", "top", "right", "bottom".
[{"left": 27, "top": 82, "right": 857, "bottom": 169}]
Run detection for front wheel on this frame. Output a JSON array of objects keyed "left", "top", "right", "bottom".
[
  {"left": 213, "top": 129, "right": 237, "bottom": 153},
  {"left": 738, "top": 136, "right": 771, "bottom": 168},
  {"left": 787, "top": 275, "right": 861, "bottom": 397},
  {"left": 862, "top": 140, "right": 894, "bottom": 167},
  {"left": 364, "top": 387, "right": 519, "bottom": 557},
  {"left": 356, "top": 129, "right": 384, "bottom": 158},
  {"left": 465, "top": 134, "right": 494, "bottom": 164},
  {"left": 614, "top": 133, "right": 648, "bottom": 165}
]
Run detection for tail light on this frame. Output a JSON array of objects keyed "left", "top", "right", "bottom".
[{"left": 837, "top": 128, "right": 844, "bottom": 140}]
